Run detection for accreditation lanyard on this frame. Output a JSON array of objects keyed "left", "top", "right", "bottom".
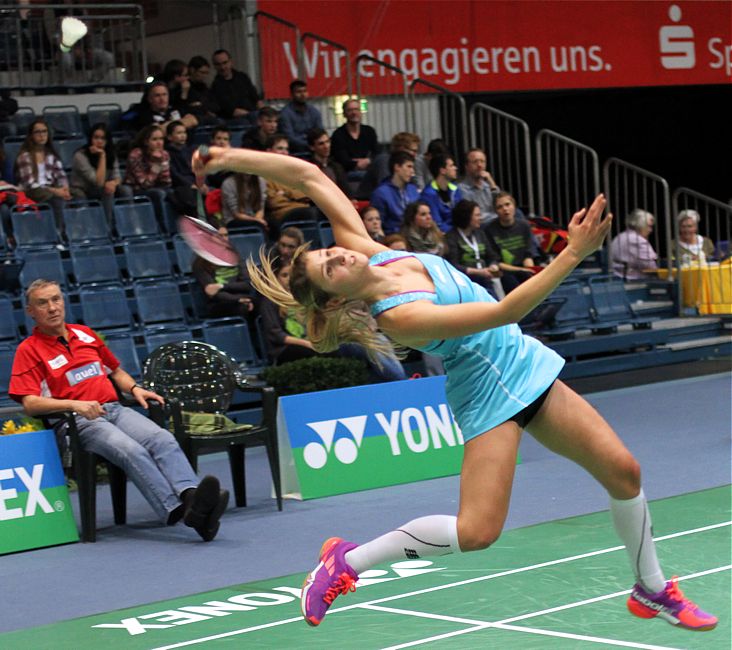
[{"left": 458, "top": 229, "right": 483, "bottom": 268}]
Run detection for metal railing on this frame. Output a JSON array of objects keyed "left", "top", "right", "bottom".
[
  {"left": 408, "top": 78, "right": 468, "bottom": 165},
  {"left": 670, "top": 187, "right": 732, "bottom": 315},
  {"left": 0, "top": 3, "right": 147, "bottom": 89},
  {"left": 300, "top": 33, "right": 351, "bottom": 99},
  {"left": 355, "top": 54, "right": 412, "bottom": 137},
  {"left": 535, "top": 129, "right": 600, "bottom": 226},
  {"left": 603, "top": 158, "right": 672, "bottom": 279},
  {"left": 251, "top": 10, "right": 301, "bottom": 101},
  {"left": 470, "top": 103, "right": 534, "bottom": 215}
]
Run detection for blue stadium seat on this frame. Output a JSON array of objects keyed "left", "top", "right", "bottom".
[
  {"left": 18, "top": 249, "right": 67, "bottom": 289},
  {"left": 79, "top": 283, "right": 133, "bottom": 331},
  {"left": 123, "top": 238, "right": 172, "bottom": 279},
  {"left": 0, "top": 294, "right": 18, "bottom": 342},
  {"left": 55, "top": 137, "right": 87, "bottom": 169},
  {"left": 10, "top": 107, "right": 35, "bottom": 135},
  {"left": 105, "top": 332, "right": 142, "bottom": 379},
  {"left": 133, "top": 278, "right": 186, "bottom": 325},
  {"left": 173, "top": 234, "right": 195, "bottom": 275},
  {"left": 11, "top": 204, "right": 60, "bottom": 249},
  {"left": 588, "top": 275, "right": 654, "bottom": 330},
  {"left": 113, "top": 197, "right": 160, "bottom": 239},
  {"left": 229, "top": 230, "right": 265, "bottom": 264},
  {"left": 2, "top": 135, "right": 24, "bottom": 182},
  {"left": 190, "top": 126, "right": 215, "bottom": 147},
  {"left": 0, "top": 344, "right": 15, "bottom": 405},
  {"left": 42, "top": 105, "right": 83, "bottom": 137},
  {"left": 143, "top": 324, "right": 192, "bottom": 358},
  {"left": 0, "top": 212, "right": 6, "bottom": 253},
  {"left": 318, "top": 222, "right": 335, "bottom": 248},
  {"left": 535, "top": 279, "right": 596, "bottom": 340},
  {"left": 86, "top": 103, "right": 123, "bottom": 132},
  {"left": 70, "top": 243, "right": 120, "bottom": 285},
  {"left": 63, "top": 200, "right": 110, "bottom": 244},
  {"left": 202, "top": 317, "right": 261, "bottom": 367}
]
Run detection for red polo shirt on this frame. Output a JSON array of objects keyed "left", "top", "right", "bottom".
[{"left": 10, "top": 324, "right": 121, "bottom": 404}]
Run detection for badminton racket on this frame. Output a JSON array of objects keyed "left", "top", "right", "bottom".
[{"left": 178, "top": 215, "right": 240, "bottom": 267}]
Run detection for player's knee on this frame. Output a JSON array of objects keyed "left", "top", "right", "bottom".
[
  {"left": 610, "top": 452, "right": 642, "bottom": 499},
  {"left": 458, "top": 520, "right": 502, "bottom": 552}
]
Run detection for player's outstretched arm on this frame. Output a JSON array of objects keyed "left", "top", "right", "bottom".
[{"left": 193, "top": 147, "right": 386, "bottom": 256}]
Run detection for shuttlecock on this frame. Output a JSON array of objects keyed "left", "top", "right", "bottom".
[{"left": 60, "top": 17, "right": 87, "bottom": 53}]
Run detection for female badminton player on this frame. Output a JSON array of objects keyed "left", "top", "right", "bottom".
[{"left": 192, "top": 146, "right": 717, "bottom": 632}]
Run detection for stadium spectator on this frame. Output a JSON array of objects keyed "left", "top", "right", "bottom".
[
  {"left": 211, "top": 49, "right": 262, "bottom": 122},
  {"left": 444, "top": 199, "right": 501, "bottom": 297},
  {"left": 221, "top": 172, "right": 267, "bottom": 232},
  {"left": 278, "top": 80, "right": 323, "bottom": 154},
  {"left": 14, "top": 118, "right": 71, "bottom": 230},
  {"left": 360, "top": 205, "right": 384, "bottom": 242},
  {"left": 401, "top": 200, "right": 445, "bottom": 256},
  {"left": 383, "top": 233, "right": 408, "bottom": 251},
  {"left": 0, "top": 89, "right": 18, "bottom": 139},
  {"left": 9, "top": 279, "right": 229, "bottom": 541},
  {"left": 673, "top": 209, "right": 715, "bottom": 265},
  {"left": 123, "top": 124, "right": 173, "bottom": 222},
  {"left": 191, "top": 227, "right": 255, "bottom": 319},
  {"left": 307, "top": 128, "right": 352, "bottom": 199},
  {"left": 184, "top": 55, "right": 222, "bottom": 122},
  {"left": 70, "top": 122, "right": 132, "bottom": 225},
  {"left": 357, "top": 131, "right": 422, "bottom": 199},
  {"left": 458, "top": 148, "right": 502, "bottom": 223},
  {"left": 611, "top": 209, "right": 659, "bottom": 280},
  {"left": 330, "top": 98, "right": 378, "bottom": 177},
  {"left": 206, "top": 126, "right": 233, "bottom": 189},
  {"left": 263, "top": 134, "right": 319, "bottom": 234},
  {"left": 241, "top": 106, "right": 279, "bottom": 151},
  {"left": 485, "top": 191, "right": 536, "bottom": 293},
  {"left": 272, "top": 226, "right": 305, "bottom": 265},
  {"left": 133, "top": 80, "right": 198, "bottom": 131},
  {"left": 370, "top": 151, "right": 419, "bottom": 235},
  {"left": 420, "top": 138, "right": 452, "bottom": 188},
  {"left": 419, "top": 154, "right": 462, "bottom": 232},
  {"left": 165, "top": 120, "right": 203, "bottom": 218}
]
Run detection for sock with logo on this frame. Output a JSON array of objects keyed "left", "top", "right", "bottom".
[
  {"left": 610, "top": 489, "right": 666, "bottom": 593},
  {"left": 344, "top": 515, "right": 460, "bottom": 574}
]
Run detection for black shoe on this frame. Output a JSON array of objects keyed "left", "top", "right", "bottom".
[{"left": 184, "top": 476, "right": 228, "bottom": 542}]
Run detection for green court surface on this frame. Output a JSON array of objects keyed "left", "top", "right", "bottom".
[{"left": 4, "top": 486, "right": 730, "bottom": 649}]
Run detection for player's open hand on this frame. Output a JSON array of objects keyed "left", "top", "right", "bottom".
[{"left": 567, "top": 194, "right": 612, "bottom": 259}]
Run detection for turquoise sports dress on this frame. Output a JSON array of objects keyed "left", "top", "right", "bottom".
[{"left": 369, "top": 250, "right": 564, "bottom": 441}]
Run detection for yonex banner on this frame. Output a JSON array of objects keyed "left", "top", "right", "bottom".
[
  {"left": 277, "top": 376, "right": 475, "bottom": 500},
  {"left": 0, "top": 430, "right": 79, "bottom": 554}
]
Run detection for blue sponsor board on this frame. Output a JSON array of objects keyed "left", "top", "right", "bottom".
[
  {"left": 0, "top": 430, "right": 79, "bottom": 554},
  {"left": 276, "top": 376, "right": 466, "bottom": 499}
]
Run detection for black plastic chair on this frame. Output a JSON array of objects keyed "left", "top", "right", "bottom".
[
  {"left": 143, "top": 341, "right": 282, "bottom": 511},
  {"left": 41, "top": 411, "right": 127, "bottom": 543}
]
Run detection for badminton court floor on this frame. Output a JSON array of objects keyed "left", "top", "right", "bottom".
[{"left": 2, "top": 486, "right": 729, "bottom": 649}]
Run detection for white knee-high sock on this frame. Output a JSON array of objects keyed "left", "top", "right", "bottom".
[
  {"left": 345, "top": 515, "right": 460, "bottom": 575},
  {"left": 610, "top": 489, "right": 666, "bottom": 592}
]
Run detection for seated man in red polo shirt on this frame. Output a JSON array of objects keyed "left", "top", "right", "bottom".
[{"left": 9, "top": 279, "right": 229, "bottom": 541}]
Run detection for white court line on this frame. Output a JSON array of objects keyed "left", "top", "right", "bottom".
[
  {"left": 371, "top": 566, "right": 730, "bottom": 650},
  {"left": 150, "top": 521, "right": 731, "bottom": 650}
]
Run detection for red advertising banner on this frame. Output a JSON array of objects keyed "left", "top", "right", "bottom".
[{"left": 258, "top": 0, "right": 732, "bottom": 96}]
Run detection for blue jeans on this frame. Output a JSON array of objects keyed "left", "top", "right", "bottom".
[{"left": 74, "top": 402, "right": 199, "bottom": 522}]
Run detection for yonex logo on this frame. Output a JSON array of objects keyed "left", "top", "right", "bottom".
[
  {"left": 302, "top": 416, "right": 368, "bottom": 469},
  {"left": 0, "top": 464, "right": 55, "bottom": 521}
]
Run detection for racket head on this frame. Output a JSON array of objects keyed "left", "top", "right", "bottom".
[{"left": 178, "top": 215, "right": 240, "bottom": 267}]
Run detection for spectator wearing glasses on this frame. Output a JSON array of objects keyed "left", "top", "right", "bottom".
[
  {"left": 330, "top": 98, "right": 379, "bottom": 179},
  {"left": 14, "top": 118, "right": 72, "bottom": 230},
  {"left": 210, "top": 49, "right": 262, "bottom": 123}
]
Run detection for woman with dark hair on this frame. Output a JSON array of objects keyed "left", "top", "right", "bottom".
[
  {"left": 123, "top": 124, "right": 173, "bottom": 222},
  {"left": 70, "top": 122, "right": 133, "bottom": 225},
  {"left": 14, "top": 118, "right": 71, "bottom": 229},
  {"left": 400, "top": 200, "right": 445, "bottom": 255},
  {"left": 221, "top": 171, "right": 267, "bottom": 231},
  {"left": 444, "top": 199, "right": 502, "bottom": 297}
]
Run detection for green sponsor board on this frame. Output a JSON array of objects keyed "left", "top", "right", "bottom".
[{"left": 0, "top": 430, "right": 79, "bottom": 554}]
